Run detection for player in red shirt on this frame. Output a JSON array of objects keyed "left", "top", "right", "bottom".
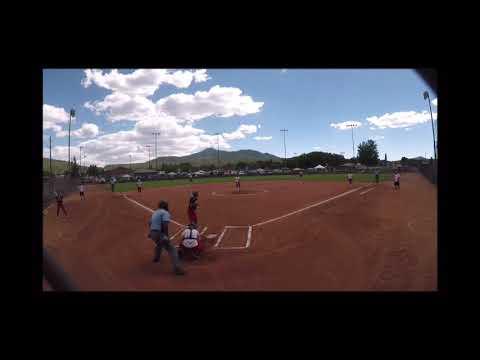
[
  {"left": 187, "top": 191, "right": 199, "bottom": 226},
  {"left": 55, "top": 191, "right": 68, "bottom": 216}
]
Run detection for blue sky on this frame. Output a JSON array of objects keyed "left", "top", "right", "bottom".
[{"left": 43, "top": 69, "right": 437, "bottom": 166}]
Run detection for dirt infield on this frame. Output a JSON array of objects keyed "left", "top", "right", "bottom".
[{"left": 42, "top": 174, "right": 437, "bottom": 291}]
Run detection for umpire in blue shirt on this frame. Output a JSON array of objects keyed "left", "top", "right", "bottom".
[{"left": 149, "top": 200, "right": 185, "bottom": 275}]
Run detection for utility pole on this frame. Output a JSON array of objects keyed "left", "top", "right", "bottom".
[
  {"left": 79, "top": 146, "right": 83, "bottom": 176},
  {"left": 280, "top": 129, "right": 288, "bottom": 169},
  {"left": 347, "top": 124, "right": 357, "bottom": 160},
  {"left": 423, "top": 91, "right": 437, "bottom": 161},
  {"left": 423, "top": 90, "right": 437, "bottom": 183},
  {"left": 49, "top": 136, "right": 52, "bottom": 177},
  {"left": 146, "top": 145, "right": 152, "bottom": 169},
  {"left": 129, "top": 154, "right": 132, "bottom": 170},
  {"left": 68, "top": 108, "right": 75, "bottom": 171},
  {"left": 152, "top": 132, "right": 160, "bottom": 170},
  {"left": 214, "top": 132, "right": 220, "bottom": 169}
]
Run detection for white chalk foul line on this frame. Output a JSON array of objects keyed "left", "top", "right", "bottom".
[
  {"left": 252, "top": 186, "right": 366, "bottom": 228},
  {"left": 201, "top": 227, "right": 208, "bottom": 235},
  {"left": 360, "top": 187, "right": 375, "bottom": 196},
  {"left": 122, "top": 194, "right": 185, "bottom": 227}
]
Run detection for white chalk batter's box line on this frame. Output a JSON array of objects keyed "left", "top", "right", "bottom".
[{"left": 214, "top": 226, "right": 252, "bottom": 250}]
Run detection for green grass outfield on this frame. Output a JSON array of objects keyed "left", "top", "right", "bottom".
[{"left": 112, "top": 173, "right": 390, "bottom": 192}]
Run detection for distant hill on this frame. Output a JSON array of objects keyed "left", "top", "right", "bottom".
[
  {"left": 43, "top": 158, "right": 88, "bottom": 174},
  {"left": 104, "top": 148, "right": 282, "bottom": 170}
]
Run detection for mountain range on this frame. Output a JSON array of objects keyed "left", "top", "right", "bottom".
[{"left": 103, "top": 148, "right": 282, "bottom": 170}]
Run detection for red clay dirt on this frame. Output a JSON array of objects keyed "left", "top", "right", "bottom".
[{"left": 42, "top": 174, "right": 437, "bottom": 291}]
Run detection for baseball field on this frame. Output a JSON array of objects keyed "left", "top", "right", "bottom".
[{"left": 42, "top": 172, "right": 437, "bottom": 291}]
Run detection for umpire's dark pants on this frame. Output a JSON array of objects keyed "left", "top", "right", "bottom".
[{"left": 149, "top": 230, "right": 182, "bottom": 271}]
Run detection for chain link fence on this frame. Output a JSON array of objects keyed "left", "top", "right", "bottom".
[{"left": 43, "top": 176, "right": 81, "bottom": 209}]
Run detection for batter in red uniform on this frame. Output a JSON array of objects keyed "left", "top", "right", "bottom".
[
  {"left": 187, "top": 191, "right": 199, "bottom": 226},
  {"left": 55, "top": 191, "right": 68, "bottom": 216}
]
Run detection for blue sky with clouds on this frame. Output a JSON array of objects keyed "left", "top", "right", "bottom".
[{"left": 43, "top": 69, "right": 437, "bottom": 166}]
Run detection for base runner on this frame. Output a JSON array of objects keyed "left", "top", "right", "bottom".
[
  {"left": 79, "top": 183, "right": 86, "bottom": 200},
  {"left": 394, "top": 171, "right": 400, "bottom": 190},
  {"left": 347, "top": 173, "right": 353, "bottom": 185},
  {"left": 55, "top": 191, "right": 68, "bottom": 216},
  {"left": 136, "top": 178, "right": 143, "bottom": 193}
]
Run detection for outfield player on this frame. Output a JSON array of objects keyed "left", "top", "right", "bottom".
[
  {"left": 136, "top": 178, "right": 143, "bottom": 193},
  {"left": 79, "top": 182, "right": 86, "bottom": 200},
  {"left": 347, "top": 173, "right": 353, "bottom": 185},
  {"left": 375, "top": 170, "right": 380, "bottom": 184},
  {"left": 178, "top": 223, "right": 204, "bottom": 261},
  {"left": 55, "top": 191, "right": 68, "bottom": 217},
  {"left": 148, "top": 200, "right": 185, "bottom": 275},
  {"left": 393, "top": 170, "right": 400, "bottom": 190},
  {"left": 188, "top": 191, "right": 199, "bottom": 226},
  {"left": 110, "top": 176, "right": 116, "bottom": 192},
  {"left": 235, "top": 175, "right": 240, "bottom": 191},
  {"left": 189, "top": 173, "right": 193, "bottom": 182}
]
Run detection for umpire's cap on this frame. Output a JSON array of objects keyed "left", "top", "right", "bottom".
[{"left": 158, "top": 200, "right": 169, "bottom": 210}]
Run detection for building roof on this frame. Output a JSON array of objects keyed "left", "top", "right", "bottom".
[{"left": 133, "top": 169, "right": 158, "bottom": 174}]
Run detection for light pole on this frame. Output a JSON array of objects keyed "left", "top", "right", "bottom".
[
  {"left": 213, "top": 133, "right": 220, "bottom": 169},
  {"left": 294, "top": 152, "right": 298, "bottom": 168},
  {"left": 423, "top": 91, "right": 437, "bottom": 162},
  {"left": 49, "top": 136, "right": 52, "bottom": 177},
  {"left": 423, "top": 90, "right": 437, "bottom": 183},
  {"left": 145, "top": 145, "right": 152, "bottom": 169},
  {"left": 152, "top": 132, "right": 160, "bottom": 170},
  {"left": 68, "top": 108, "right": 75, "bottom": 171},
  {"left": 79, "top": 146, "right": 83, "bottom": 175},
  {"left": 347, "top": 124, "right": 357, "bottom": 160},
  {"left": 129, "top": 154, "right": 132, "bottom": 170},
  {"left": 280, "top": 129, "right": 288, "bottom": 169}
]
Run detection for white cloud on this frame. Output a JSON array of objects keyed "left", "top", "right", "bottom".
[
  {"left": 254, "top": 136, "right": 272, "bottom": 141},
  {"left": 330, "top": 121, "right": 362, "bottom": 130},
  {"left": 156, "top": 85, "right": 264, "bottom": 123},
  {"left": 432, "top": 98, "right": 437, "bottom": 106},
  {"left": 81, "top": 69, "right": 210, "bottom": 96},
  {"left": 222, "top": 124, "right": 257, "bottom": 141},
  {"left": 281, "top": 69, "right": 288, "bottom": 73},
  {"left": 370, "top": 135, "right": 385, "bottom": 141},
  {"left": 84, "top": 93, "right": 156, "bottom": 122},
  {"left": 47, "top": 71, "right": 264, "bottom": 167},
  {"left": 369, "top": 127, "right": 376, "bottom": 130},
  {"left": 73, "top": 123, "right": 100, "bottom": 139},
  {"left": 43, "top": 104, "right": 70, "bottom": 133},
  {"left": 55, "top": 123, "right": 100, "bottom": 139},
  {"left": 367, "top": 111, "right": 437, "bottom": 129},
  {"left": 405, "top": 128, "right": 413, "bottom": 131}
]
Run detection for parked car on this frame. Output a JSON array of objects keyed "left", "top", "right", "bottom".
[{"left": 238, "top": 171, "right": 246, "bottom": 176}]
